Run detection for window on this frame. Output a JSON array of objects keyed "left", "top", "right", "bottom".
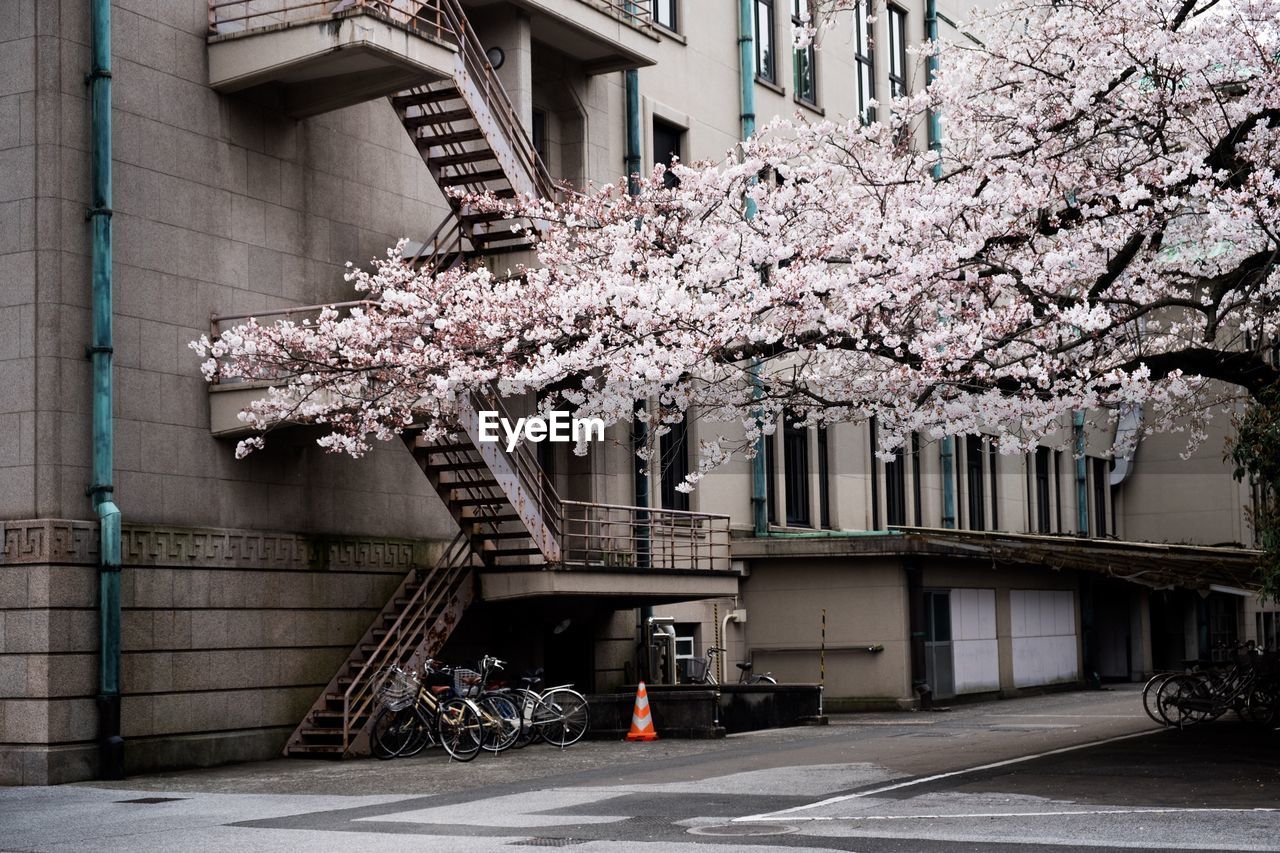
[
  {"left": 887, "top": 5, "right": 908, "bottom": 98},
  {"left": 783, "top": 414, "right": 811, "bottom": 526},
  {"left": 911, "top": 433, "right": 922, "bottom": 524},
  {"left": 818, "top": 425, "right": 831, "bottom": 528},
  {"left": 1053, "top": 450, "right": 1063, "bottom": 532},
  {"left": 792, "top": 0, "right": 817, "bottom": 105},
  {"left": 660, "top": 418, "right": 690, "bottom": 511},
  {"left": 652, "top": 118, "right": 683, "bottom": 189},
  {"left": 965, "top": 436, "right": 985, "bottom": 531},
  {"left": 765, "top": 430, "right": 778, "bottom": 525},
  {"left": 1092, "top": 457, "right": 1109, "bottom": 537},
  {"left": 989, "top": 441, "right": 999, "bottom": 531},
  {"left": 853, "top": 0, "right": 876, "bottom": 123},
  {"left": 651, "top": 0, "right": 676, "bottom": 31},
  {"left": 869, "top": 420, "right": 880, "bottom": 528},
  {"left": 531, "top": 109, "right": 548, "bottom": 164},
  {"left": 1034, "top": 447, "right": 1052, "bottom": 533},
  {"left": 755, "top": 0, "right": 776, "bottom": 83},
  {"left": 885, "top": 445, "right": 907, "bottom": 526}
]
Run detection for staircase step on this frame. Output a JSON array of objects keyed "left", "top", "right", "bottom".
[
  {"left": 391, "top": 88, "right": 460, "bottom": 109},
  {"left": 285, "top": 744, "right": 346, "bottom": 755},
  {"left": 452, "top": 495, "right": 511, "bottom": 507},
  {"left": 426, "top": 459, "right": 486, "bottom": 472},
  {"left": 487, "top": 547, "right": 543, "bottom": 557},
  {"left": 417, "top": 128, "right": 486, "bottom": 147},
  {"left": 433, "top": 149, "right": 499, "bottom": 168},
  {"left": 470, "top": 228, "right": 530, "bottom": 245},
  {"left": 464, "top": 512, "right": 520, "bottom": 523},
  {"left": 414, "top": 442, "right": 472, "bottom": 454},
  {"left": 472, "top": 529, "right": 533, "bottom": 541},
  {"left": 475, "top": 241, "right": 536, "bottom": 256},
  {"left": 438, "top": 169, "right": 509, "bottom": 187},
  {"left": 405, "top": 108, "right": 474, "bottom": 128},
  {"left": 447, "top": 479, "right": 500, "bottom": 490},
  {"left": 461, "top": 209, "right": 514, "bottom": 224}
]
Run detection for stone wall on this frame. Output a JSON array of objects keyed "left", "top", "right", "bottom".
[{"left": 0, "top": 518, "right": 441, "bottom": 785}]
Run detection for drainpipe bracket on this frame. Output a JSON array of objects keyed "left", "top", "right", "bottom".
[
  {"left": 86, "top": 483, "right": 114, "bottom": 499},
  {"left": 85, "top": 345, "right": 114, "bottom": 358},
  {"left": 85, "top": 68, "right": 113, "bottom": 85},
  {"left": 85, "top": 206, "right": 113, "bottom": 221}
]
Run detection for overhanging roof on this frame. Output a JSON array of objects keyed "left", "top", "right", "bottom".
[{"left": 731, "top": 526, "right": 1261, "bottom": 593}]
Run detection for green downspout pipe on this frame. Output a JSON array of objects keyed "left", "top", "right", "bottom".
[
  {"left": 624, "top": 68, "right": 642, "bottom": 195},
  {"left": 88, "top": 0, "right": 123, "bottom": 780},
  {"left": 738, "top": 0, "right": 769, "bottom": 536},
  {"left": 1074, "top": 410, "right": 1088, "bottom": 533},
  {"left": 925, "top": 0, "right": 955, "bottom": 529}
]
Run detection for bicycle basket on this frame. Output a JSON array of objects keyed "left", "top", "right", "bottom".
[
  {"left": 375, "top": 668, "right": 419, "bottom": 712},
  {"left": 680, "top": 657, "right": 709, "bottom": 683},
  {"left": 453, "top": 667, "right": 483, "bottom": 698}
]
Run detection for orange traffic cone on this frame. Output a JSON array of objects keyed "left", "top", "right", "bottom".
[{"left": 625, "top": 681, "right": 658, "bottom": 742}]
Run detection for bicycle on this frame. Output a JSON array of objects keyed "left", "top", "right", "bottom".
[
  {"left": 370, "top": 661, "right": 482, "bottom": 761},
  {"left": 509, "top": 669, "right": 590, "bottom": 748},
  {"left": 684, "top": 647, "right": 776, "bottom": 685}
]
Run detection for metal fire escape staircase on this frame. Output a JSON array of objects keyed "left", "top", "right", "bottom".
[{"left": 206, "top": 1, "right": 729, "bottom": 759}]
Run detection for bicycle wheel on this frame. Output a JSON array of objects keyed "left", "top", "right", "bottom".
[
  {"left": 371, "top": 707, "right": 415, "bottom": 759},
  {"left": 537, "top": 688, "right": 590, "bottom": 748},
  {"left": 752, "top": 675, "right": 778, "bottom": 685},
  {"left": 1157, "top": 674, "right": 1208, "bottom": 727},
  {"left": 478, "top": 693, "right": 521, "bottom": 753},
  {"left": 398, "top": 705, "right": 435, "bottom": 758},
  {"left": 1141, "top": 672, "right": 1173, "bottom": 725},
  {"left": 437, "top": 697, "right": 482, "bottom": 762}
]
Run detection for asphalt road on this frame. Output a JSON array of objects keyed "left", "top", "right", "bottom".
[{"left": 3, "top": 685, "right": 1279, "bottom": 852}]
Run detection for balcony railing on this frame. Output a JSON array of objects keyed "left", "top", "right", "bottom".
[
  {"left": 561, "top": 501, "right": 731, "bottom": 572},
  {"left": 209, "top": 0, "right": 449, "bottom": 37}
]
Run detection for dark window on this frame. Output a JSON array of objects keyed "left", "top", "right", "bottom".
[
  {"left": 1035, "top": 447, "right": 1052, "bottom": 533},
  {"left": 911, "top": 432, "right": 922, "bottom": 525},
  {"left": 927, "top": 590, "right": 951, "bottom": 642},
  {"left": 1053, "top": 450, "right": 1063, "bottom": 532},
  {"left": 1093, "top": 457, "right": 1109, "bottom": 537},
  {"left": 818, "top": 425, "right": 831, "bottom": 528},
  {"left": 965, "top": 435, "right": 985, "bottom": 531},
  {"left": 792, "top": 0, "right": 817, "bottom": 105},
  {"left": 652, "top": 118, "right": 683, "bottom": 188},
  {"left": 885, "top": 445, "right": 907, "bottom": 526},
  {"left": 887, "top": 5, "right": 908, "bottom": 98},
  {"left": 755, "top": 0, "right": 776, "bottom": 83},
  {"left": 651, "top": 0, "right": 676, "bottom": 31},
  {"left": 531, "top": 109, "right": 548, "bottom": 164},
  {"left": 660, "top": 418, "right": 689, "bottom": 511},
  {"left": 869, "top": 420, "right": 880, "bottom": 528},
  {"left": 765, "top": 431, "right": 778, "bottom": 525},
  {"left": 989, "top": 441, "right": 999, "bottom": 531},
  {"left": 783, "top": 414, "right": 810, "bottom": 526},
  {"left": 854, "top": 0, "right": 876, "bottom": 123}
]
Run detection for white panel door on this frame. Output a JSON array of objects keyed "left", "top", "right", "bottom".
[
  {"left": 1011, "top": 589, "right": 1078, "bottom": 687},
  {"left": 950, "top": 588, "right": 999, "bottom": 694}
]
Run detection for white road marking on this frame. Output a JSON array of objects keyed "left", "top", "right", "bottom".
[
  {"left": 809, "top": 807, "right": 1280, "bottom": 822},
  {"left": 737, "top": 728, "right": 1163, "bottom": 822},
  {"left": 983, "top": 714, "right": 1145, "bottom": 719}
]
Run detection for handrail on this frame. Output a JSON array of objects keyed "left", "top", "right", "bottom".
[
  {"left": 209, "top": 0, "right": 447, "bottom": 38},
  {"left": 467, "top": 385, "right": 565, "bottom": 539},
  {"left": 342, "top": 529, "right": 473, "bottom": 750}
]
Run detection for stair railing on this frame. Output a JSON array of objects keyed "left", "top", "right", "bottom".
[
  {"left": 341, "top": 529, "right": 474, "bottom": 752},
  {"left": 209, "top": 0, "right": 447, "bottom": 39}
]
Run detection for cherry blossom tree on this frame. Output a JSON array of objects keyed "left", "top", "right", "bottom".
[{"left": 195, "top": 0, "right": 1280, "bottom": 489}]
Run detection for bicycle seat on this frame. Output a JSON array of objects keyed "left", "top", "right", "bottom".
[{"left": 736, "top": 662, "right": 753, "bottom": 672}]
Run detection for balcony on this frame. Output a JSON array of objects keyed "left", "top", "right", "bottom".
[
  {"left": 207, "top": 1, "right": 461, "bottom": 117},
  {"left": 461, "top": 0, "right": 659, "bottom": 74}
]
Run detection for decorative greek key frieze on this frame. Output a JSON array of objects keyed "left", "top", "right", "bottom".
[{"left": 1, "top": 519, "right": 435, "bottom": 571}]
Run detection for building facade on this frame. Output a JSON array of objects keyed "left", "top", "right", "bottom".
[{"left": 0, "top": 0, "right": 1267, "bottom": 784}]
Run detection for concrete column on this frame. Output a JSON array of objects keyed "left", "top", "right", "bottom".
[
  {"left": 471, "top": 5, "right": 533, "bottom": 132},
  {"left": 1130, "top": 587, "right": 1153, "bottom": 680},
  {"left": 996, "top": 587, "right": 1014, "bottom": 694}
]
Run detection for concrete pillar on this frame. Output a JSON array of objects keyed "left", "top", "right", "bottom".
[
  {"left": 470, "top": 6, "right": 533, "bottom": 133},
  {"left": 1130, "top": 587, "right": 1153, "bottom": 680},
  {"left": 996, "top": 587, "right": 1014, "bottom": 694}
]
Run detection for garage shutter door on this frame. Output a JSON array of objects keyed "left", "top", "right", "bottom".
[
  {"left": 951, "top": 588, "right": 998, "bottom": 694},
  {"left": 1011, "top": 589, "right": 1078, "bottom": 687}
]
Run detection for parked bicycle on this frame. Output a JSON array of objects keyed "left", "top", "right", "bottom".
[
  {"left": 1142, "top": 645, "right": 1279, "bottom": 730},
  {"left": 369, "top": 655, "right": 587, "bottom": 761},
  {"left": 683, "top": 647, "right": 777, "bottom": 685}
]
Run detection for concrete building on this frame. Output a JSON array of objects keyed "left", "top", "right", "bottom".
[{"left": 0, "top": 0, "right": 1267, "bottom": 784}]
